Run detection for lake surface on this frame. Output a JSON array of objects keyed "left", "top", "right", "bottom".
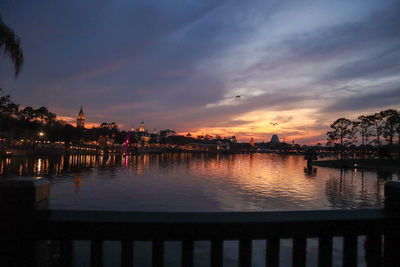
[
  {"left": 1, "top": 153, "right": 398, "bottom": 266},
  {"left": 1, "top": 153, "right": 395, "bottom": 211}
]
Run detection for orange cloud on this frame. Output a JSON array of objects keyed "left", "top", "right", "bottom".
[{"left": 177, "top": 108, "right": 328, "bottom": 144}]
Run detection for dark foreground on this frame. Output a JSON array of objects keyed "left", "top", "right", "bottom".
[{"left": 1, "top": 179, "right": 400, "bottom": 267}]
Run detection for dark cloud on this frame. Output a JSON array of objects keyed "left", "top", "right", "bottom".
[
  {"left": 322, "top": 88, "right": 400, "bottom": 113},
  {"left": 286, "top": 8, "right": 400, "bottom": 60},
  {"left": 323, "top": 45, "right": 400, "bottom": 83},
  {"left": 236, "top": 1, "right": 400, "bottom": 83},
  {"left": 271, "top": 115, "right": 293, "bottom": 124}
]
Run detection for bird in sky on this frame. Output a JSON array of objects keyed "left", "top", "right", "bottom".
[
  {"left": 270, "top": 122, "right": 278, "bottom": 126},
  {"left": 235, "top": 95, "right": 243, "bottom": 100}
]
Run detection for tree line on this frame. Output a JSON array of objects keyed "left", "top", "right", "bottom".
[
  {"left": 0, "top": 93, "right": 128, "bottom": 144},
  {"left": 327, "top": 109, "right": 400, "bottom": 148}
]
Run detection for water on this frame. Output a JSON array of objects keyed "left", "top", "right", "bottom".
[
  {"left": 1, "top": 153, "right": 396, "bottom": 266},
  {"left": 1, "top": 153, "right": 394, "bottom": 211}
]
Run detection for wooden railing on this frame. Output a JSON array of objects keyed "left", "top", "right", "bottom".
[{"left": 1, "top": 181, "right": 400, "bottom": 267}]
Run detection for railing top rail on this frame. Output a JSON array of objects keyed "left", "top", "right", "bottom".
[
  {"left": 36, "top": 208, "right": 385, "bottom": 224},
  {"left": 1, "top": 208, "right": 386, "bottom": 241}
]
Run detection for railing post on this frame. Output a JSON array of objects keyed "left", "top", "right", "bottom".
[
  {"left": 292, "top": 237, "right": 306, "bottom": 267},
  {"left": 152, "top": 240, "right": 164, "bottom": 267},
  {"left": 318, "top": 236, "right": 332, "bottom": 267},
  {"left": 121, "top": 240, "right": 134, "bottom": 267},
  {"left": 60, "top": 240, "right": 75, "bottom": 267},
  {"left": 211, "top": 239, "right": 223, "bottom": 267},
  {"left": 90, "top": 240, "right": 104, "bottom": 267},
  {"left": 0, "top": 177, "right": 50, "bottom": 267},
  {"left": 182, "top": 240, "right": 194, "bottom": 267},
  {"left": 364, "top": 234, "right": 382, "bottom": 267},
  {"left": 266, "top": 237, "right": 279, "bottom": 267},
  {"left": 343, "top": 235, "right": 357, "bottom": 267},
  {"left": 384, "top": 181, "right": 400, "bottom": 266},
  {"left": 239, "top": 239, "right": 252, "bottom": 267}
]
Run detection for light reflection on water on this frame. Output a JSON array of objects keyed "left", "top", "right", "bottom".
[
  {"left": 2, "top": 153, "right": 397, "bottom": 266},
  {"left": 0, "top": 153, "right": 395, "bottom": 211}
]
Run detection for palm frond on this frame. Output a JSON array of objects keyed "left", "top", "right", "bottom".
[{"left": 0, "top": 15, "right": 23, "bottom": 76}]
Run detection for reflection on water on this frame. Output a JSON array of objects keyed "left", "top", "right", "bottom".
[
  {"left": 0, "top": 153, "right": 397, "bottom": 211},
  {"left": 325, "top": 169, "right": 385, "bottom": 209},
  {"left": 304, "top": 166, "right": 318, "bottom": 177}
]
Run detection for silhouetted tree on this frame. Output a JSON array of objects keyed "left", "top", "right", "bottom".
[
  {"left": 0, "top": 15, "right": 23, "bottom": 76},
  {"left": 381, "top": 109, "right": 400, "bottom": 145},
  {"left": 159, "top": 129, "right": 176, "bottom": 143},
  {"left": 166, "top": 135, "right": 192, "bottom": 145},
  {"left": 33, "top": 106, "right": 56, "bottom": 123},
  {"left": 397, "top": 120, "right": 400, "bottom": 145},
  {"left": 327, "top": 118, "right": 355, "bottom": 147},
  {"left": 0, "top": 94, "right": 12, "bottom": 112},
  {"left": 368, "top": 113, "right": 385, "bottom": 147},
  {"left": 356, "top": 115, "right": 372, "bottom": 146},
  {"left": 204, "top": 134, "right": 213, "bottom": 140},
  {"left": 100, "top": 122, "right": 118, "bottom": 130},
  {"left": 19, "top": 106, "right": 34, "bottom": 121}
]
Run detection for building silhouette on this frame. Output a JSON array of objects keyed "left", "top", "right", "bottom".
[
  {"left": 128, "top": 121, "right": 158, "bottom": 143},
  {"left": 270, "top": 134, "right": 280, "bottom": 144},
  {"left": 77, "top": 106, "right": 85, "bottom": 128}
]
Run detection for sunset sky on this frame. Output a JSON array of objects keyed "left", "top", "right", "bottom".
[{"left": 0, "top": 0, "right": 399, "bottom": 144}]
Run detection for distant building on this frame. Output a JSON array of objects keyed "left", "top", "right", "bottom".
[
  {"left": 186, "top": 142, "right": 230, "bottom": 152},
  {"left": 76, "top": 106, "right": 85, "bottom": 128},
  {"left": 128, "top": 121, "right": 158, "bottom": 143},
  {"left": 139, "top": 121, "right": 145, "bottom": 132},
  {"left": 98, "top": 134, "right": 115, "bottom": 148},
  {"left": 250, "top": 137, "right": 255, "bottom": 147},
  {"left": 270, "top": 134, "right": 280, "bottom": 144},
  {"left": 229, "top": 136, "right": 238, "bottom": 143}
]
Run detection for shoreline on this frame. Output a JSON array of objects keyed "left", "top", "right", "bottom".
[
  {"left": 1, "top": 147, "right": 310, "bottom": 158},
  {"left": 312, "top": 159, "right": 400, "bottom": 171}
]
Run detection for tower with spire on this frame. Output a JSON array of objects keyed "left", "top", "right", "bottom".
[
  {"left": 139, "top": 121, "right": 145, "bottom": 132},
  {"left": 77, "top": 106, "right": 85, "bottom": 128}
]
